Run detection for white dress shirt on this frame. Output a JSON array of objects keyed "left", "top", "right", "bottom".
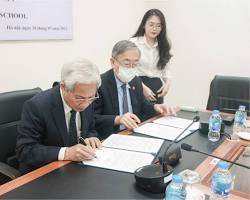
[
  {"left": 114, "top": 76, "right": 133, "bottom": 130},
  {"left": 130, "top": 36, "right": 172, "bottom": 81},
  {"left": 58, "top": 88, "right": 81, "bottom": 160},
  {"left": 115, "top": 76, "right": 133, "bottom": 115}
]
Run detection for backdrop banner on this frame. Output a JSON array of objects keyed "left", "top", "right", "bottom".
[{"left": 0, "top": 0, "right": 72, "bottom": 40}]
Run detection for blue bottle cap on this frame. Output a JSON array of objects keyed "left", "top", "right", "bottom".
[
  {"left": 239, "top": 105, "right": 246, "bottom": 111},
  {"left": 213, "top": 110, "right": 220, "bottom": 114},
  {"left": 172, "top": 175, "right": 183, "bottom": 183},
  {"left": 218, "top": 161, "right": 229, "bottom": 170}
]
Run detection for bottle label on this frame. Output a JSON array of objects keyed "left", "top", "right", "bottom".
[
  {"left": 211, "top": 121, "right": 221, "bottom": 132},
  {"left": 235, "top": 113, "right": 246, "bottom": 124},
  {"left": 212, "top": 176, "right": 232, "bottom": 197},
  {"left": 212, "top": 181, "right": 231, "bottom": 196}
]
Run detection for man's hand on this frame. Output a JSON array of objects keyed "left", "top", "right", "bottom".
[
  {"left": 154, "top": 104, "right": 180, "bottom": 116},
  {"left": 142, "top": 83, "right": 157, "bottom": 101},
  {"left": 115, "top": 112, "right": 141, "bottom": 129},
  {"left": 84, "top": 137, "right": 102, "bottom": 150},
  {"left": 64, "top": 144, "right": 96, "bottom": 161}
]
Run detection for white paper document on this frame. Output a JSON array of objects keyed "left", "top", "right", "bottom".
[
  {"left": 83, "top": 148, "right": 154, "bottom": 173},
  {"left": 153, "top": 116, "right": 193, "bottom": 129},
  {"left": 83, "top": 134, "right": 163, "bottom": 173},
  {"left": 102, "top": 134, "right": 164, "bottom": 154},
  {"left": 134, "top": 122, "right": 198, "bottom": 141}
]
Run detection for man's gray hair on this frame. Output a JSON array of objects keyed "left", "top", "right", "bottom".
[
  {"left": 111, "top": 40, "right": 140, "bottom": 58},
  {"left": 61, "top": 58, "right": 101, "bottom": 91}
]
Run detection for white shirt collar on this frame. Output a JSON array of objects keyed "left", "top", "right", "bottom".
[
  {"left": 60, "top": 88, "right": 72, "bottom": 114},
  {"left": 137, "top": 35, "right": 158, "bottom": 48}
]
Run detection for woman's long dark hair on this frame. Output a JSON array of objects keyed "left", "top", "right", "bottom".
[{"left": 132, "top": 9, "right": 172, "bottom": 70}]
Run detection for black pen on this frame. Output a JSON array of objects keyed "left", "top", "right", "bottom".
[
  {"left": 78, "top": 136, "right": 98, "bottom": 158},
  {"left": 78, "top": 136, "right": 87, "bottom": 145}
]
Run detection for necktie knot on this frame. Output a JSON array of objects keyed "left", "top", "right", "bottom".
[
  {"left": 71, "top": 110, "right": 76, "bottom": 116},
  {"left": 121, "top": 83, "right": 126, "bottom": 90}
]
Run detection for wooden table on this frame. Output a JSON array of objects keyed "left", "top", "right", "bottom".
[{"left": 1, "top": 112, "right": 249, "bottom": 199}]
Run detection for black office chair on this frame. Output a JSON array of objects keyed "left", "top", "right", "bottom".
[
  {"left": 52, "top": 81, "right": 59, "bottom": 87},
  {"left": 0, "top": 87, "right": 42, "bottom": 184},
  {"left": 206, "top": 75, "right": 250, "bottom": 115}
]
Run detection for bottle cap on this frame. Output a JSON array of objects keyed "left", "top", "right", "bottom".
[
  {"left": 213, "top": 110, "right": 219, "bottom": 114},
  {"left": 179, "top": 169, "right": 201, "bottom": 184},
  {"left": 172, "top": 175, "right": 183, "bottom": 183},
  {"left": 239, "top": 105, "right": 246, "bottom": 111},
  {"left": 218, "top": 161, "right": 229, "bottom": 170}
]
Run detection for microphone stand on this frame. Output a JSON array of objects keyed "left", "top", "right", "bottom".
[
  {"left": 181, "top": 143, "right": 250, "bottom": 169},
  {"left": 162, "top": 116, "right": 200, "bottom": 173}
]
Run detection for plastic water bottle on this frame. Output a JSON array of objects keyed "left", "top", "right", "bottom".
[
  {"left": 165, "top": 175, "right": 186, "bottom": 200},
  {"left": 210, "top": 161, "right": 233, "bottom": 200},
  {"left": 208, "top": 110, "right": 222, "bottom": 142},
  {"left": 233, "top": 105, "right": 247, "bottom": 134}
]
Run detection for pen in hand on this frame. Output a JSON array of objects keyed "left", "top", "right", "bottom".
[
  {"left": 78, "top": 136, "right": 87, "bottom": 145},
  {"left": 78, "top": 136, "right": 98, "bottom": 158}
]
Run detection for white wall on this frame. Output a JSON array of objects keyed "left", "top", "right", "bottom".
[
  {"left": 0, "top": 0, "right": 249, "bottom": 109},
  {"left": 157, "top": 0, "right": 250, "bottom": 109}
]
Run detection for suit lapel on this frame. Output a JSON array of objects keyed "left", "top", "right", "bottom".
[
  {"left": 51, "top": 86, "right": 69, "bottom": 146},
  {"left": 129, "top": 80, "right": 139, "bottom": 115},
  {"left": 107, "top": 70, "right": 120, "bottom": 115}
]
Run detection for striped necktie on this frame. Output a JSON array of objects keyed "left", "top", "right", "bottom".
[
  {"left": 121, "top": 84, "right": 129, "bottom": 114},
  {"left": 69, "top": 110, "right": 78, "bottom": 145}
]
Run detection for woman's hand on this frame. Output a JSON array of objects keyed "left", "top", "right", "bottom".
[
  {"left": 157, "top": 79, "right": 171, "bottom": 97},
  {"left": 142, "top": 83, "right": 157, "bottom": 101}
]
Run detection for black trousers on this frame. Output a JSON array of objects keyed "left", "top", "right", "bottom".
[{"left": 140, "top": 76, "right": 163, "bottom": 104}]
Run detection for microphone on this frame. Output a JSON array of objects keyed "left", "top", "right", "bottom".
[
  {"left": 181, "top": 143, "right": 250, "bottom": 169},
  {"left": 134, "top": 116, "right": 200, "bottom": 193},
  {"left": 162, "top": 116, "right": 200, "bottom": 170},
  {"left": 165, "top": 116, "right": 200, "bottom": 151}
]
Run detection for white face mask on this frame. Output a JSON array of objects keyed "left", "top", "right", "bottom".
[{"left": 116, "top": 66, "right": 137, "bottom": 83}]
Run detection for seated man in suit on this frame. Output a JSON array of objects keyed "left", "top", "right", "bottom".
[
  {"left": 17, "top": 59, "right": 102, "bottom": 174},
  {"left": 94, "top": 40, "right": 178, "bottom": 139}
]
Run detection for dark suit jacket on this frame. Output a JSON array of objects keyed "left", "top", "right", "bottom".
[
  {"left": 94, "top": 69, "right": 157, "bottom": 139},
  {"left": 16, "top": 85, "right": 98, "bottom": 174}
]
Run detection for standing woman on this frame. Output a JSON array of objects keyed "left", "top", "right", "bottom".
[{"left": 130, "top": 9, "right": 172, "bottom": 103}]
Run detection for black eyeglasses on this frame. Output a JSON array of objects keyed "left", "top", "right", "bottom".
[
  {"left": 146, "top": 22, "right": 162, "bottom": 30},
  {"left": 113, "top": 57, "right": 141, "bottom": 68},
  {"left": 71, "top": 92, "right": 99, "bottom": 103}
]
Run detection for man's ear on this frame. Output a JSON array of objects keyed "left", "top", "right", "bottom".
[
  {"left": 60, "top": 82, "right": 68, "bottom": 92},
  {"left": 60, "top": 81, "right": 64, "bottom": 88},
  {"left": 110, "top": 57, "right": 115, "bottom": 67},
  {"left": 110, "top": 58, "right": 119, "bottom": 73}
]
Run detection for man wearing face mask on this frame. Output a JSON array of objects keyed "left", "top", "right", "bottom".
[{"left": 94, "top": 40, "right": 179, "bottom": 139}]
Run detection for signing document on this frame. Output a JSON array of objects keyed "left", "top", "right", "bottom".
[
  {"left": 134, "top": 116, "right": 199, "bottom": 141},
  {"left": 83, "top": 134, "right": 164, "bottom": 173}
]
